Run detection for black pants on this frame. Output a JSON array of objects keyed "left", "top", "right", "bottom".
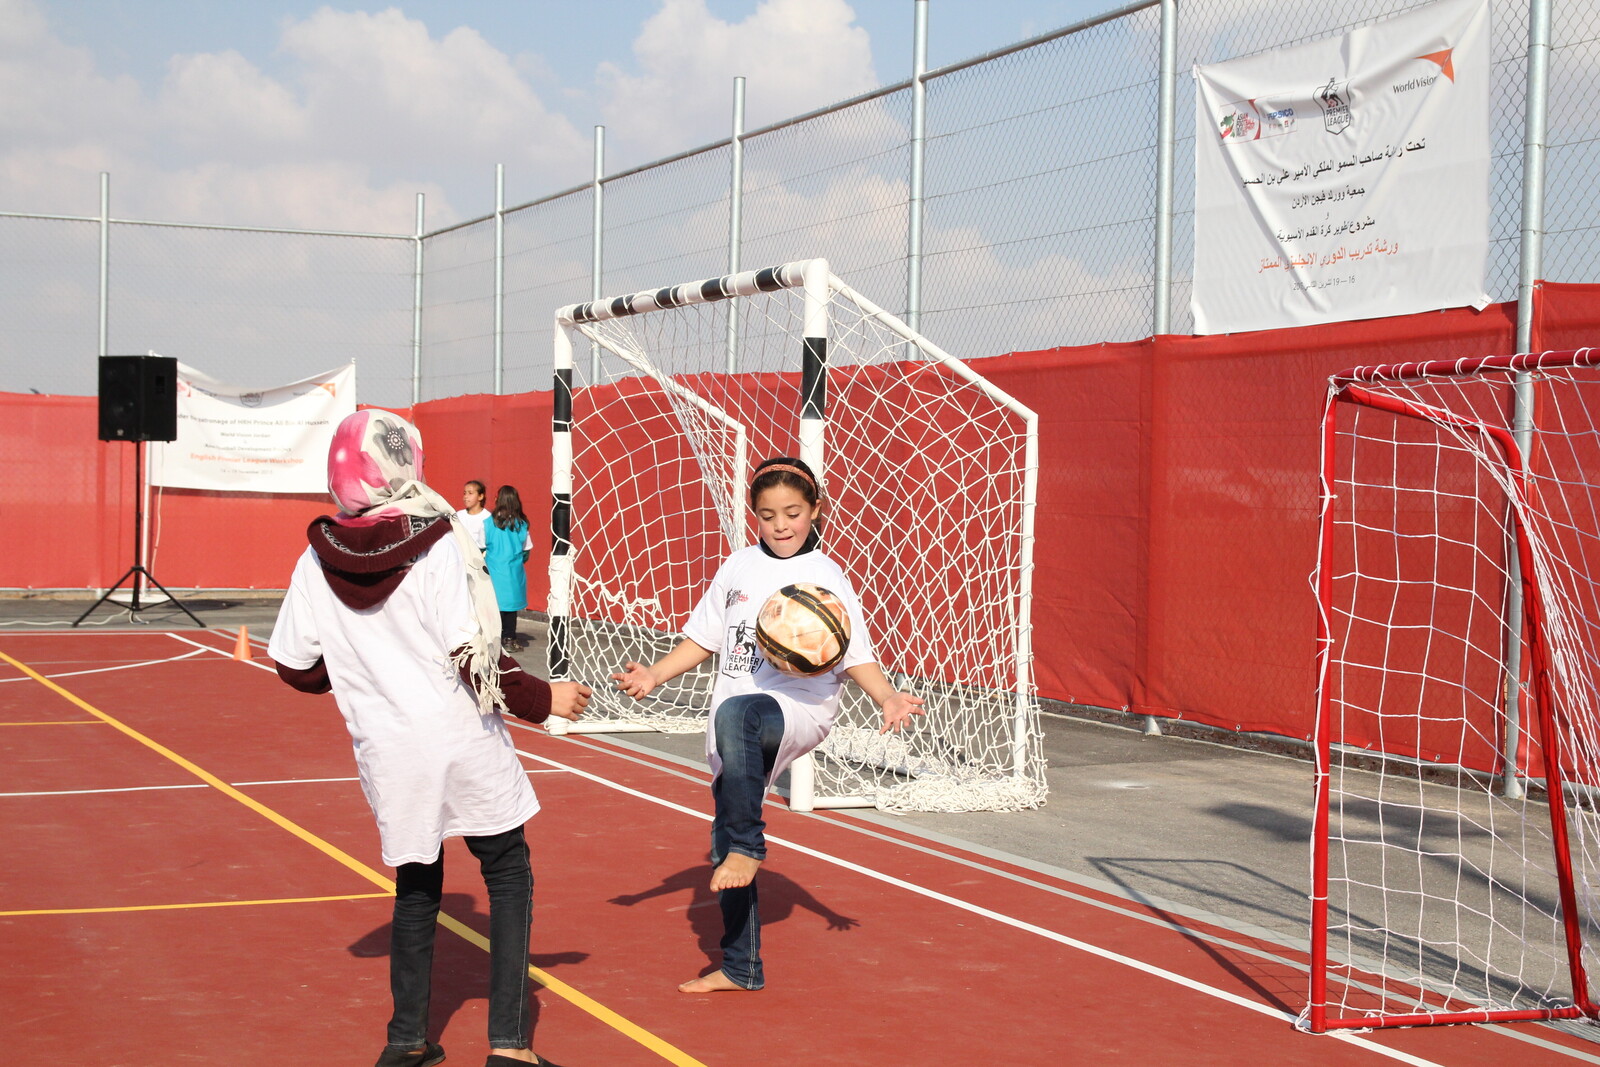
[
  {"left": 386, "top": 827, "right": 533, "bottom": 1050},
  {"left": 500, "top": 611, "right": 519, "bottom": 644}
]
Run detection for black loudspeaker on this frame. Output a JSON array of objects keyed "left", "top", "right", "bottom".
[{"left": 98, "top": 355, "right": 178, "bottom": 442}]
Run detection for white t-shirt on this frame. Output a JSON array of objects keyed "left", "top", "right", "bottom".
[
  {"left": 681, "top": 545, "right": 875, "bottom": 782},
  {"left": 268, "top": 535, "right": 537, "bottom": 866},
  {"left": 455, "top": 508, "right": 491, "bottom": 550}
]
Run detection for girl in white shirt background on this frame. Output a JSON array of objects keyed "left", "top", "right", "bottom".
[
  {"left": 456, "top": 479, "right": 491, "bottom": 551},
  {"left": 611, "top": 456, "right": 924, "bottom": 993}
]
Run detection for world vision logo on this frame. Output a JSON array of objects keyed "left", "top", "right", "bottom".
[
  {"left": 1316, "top": 79, "right": 1351, "bottom": 135},
  {"left": 1393, "top": 48, "right": 1456, "bottom": 94},
  {"left": 318, "top": 381, "right": 338, "bottom": 397}
]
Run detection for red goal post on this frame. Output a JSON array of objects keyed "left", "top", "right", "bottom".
[{"left": 1309, "top": 348, "right": 1600, "bottom": 1032}]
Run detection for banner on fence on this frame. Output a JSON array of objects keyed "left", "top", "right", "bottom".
[
  {"left": 150, "top": 361, "right": 355, "bottom": 493},
  {"left": 1190, "top": 0, "right": 1490, "bottom": 335}
]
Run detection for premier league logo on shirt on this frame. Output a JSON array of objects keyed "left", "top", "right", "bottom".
[{"left": 722, "top": 621, "right": 760, "bottom": 677}]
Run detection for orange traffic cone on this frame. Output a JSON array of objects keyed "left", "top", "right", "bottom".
[{"left": 233, "top": 626, "right": 253, "bottom": 662}]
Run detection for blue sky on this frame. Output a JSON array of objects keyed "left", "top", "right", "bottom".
[{"left": 9, "top": 0, "right": 1114, "bottom": 231}]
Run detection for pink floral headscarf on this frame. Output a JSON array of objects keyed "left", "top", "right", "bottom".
[
  {"left": 328, "top": 409, "right": 426, "bottom": 519},
  {"left": 325, "top": 409, "right": 509, "bottom": 714}
]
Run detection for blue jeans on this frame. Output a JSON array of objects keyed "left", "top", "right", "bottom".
[
  {"left": 710, "top": 693, "right": 785, "bottom": 990},
  {"left": 387, "top": 827, "right": 533, "bottom": 1050}
]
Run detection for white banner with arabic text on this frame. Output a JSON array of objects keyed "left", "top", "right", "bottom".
[
  {"left": 150, "top": 362, "right": 356, "bottom": 493},
  {"left": 1191, "top": 0, "right": 1490, "bottom": 335}
]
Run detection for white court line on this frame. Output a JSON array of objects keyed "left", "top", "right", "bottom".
[
  {"left": 514, "top": 744, "right": 1469, "bottom": 1067},
  {"left": 165, "top": 631, "right": 279, "bottom": 673},
  {"left": 233, "top": 777, "right": 358, "bottom": 786},
  {"left": 0, "top": 646, "right": 208, "bottom": 683},
  {"left": 0, "top": 783, "right": 210, "bottom": 798}
]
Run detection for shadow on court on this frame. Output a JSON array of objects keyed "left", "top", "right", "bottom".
[
  {"left": 347, "top": 891, "right": 589, "bottom": 1043},
  {"left": 607, "top": 863, "right": 858, "bottom": 963},
  {"left": 1090, "top": 856, "right": 1307, "bottom": 1014}
]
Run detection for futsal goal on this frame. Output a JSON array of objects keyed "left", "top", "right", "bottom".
[
  {"left": 1309, "top": 348, "right": 1600, "bottom": 1032},
  {"left": 545, "top": 258, "right": 1045, "bottom": 814}
]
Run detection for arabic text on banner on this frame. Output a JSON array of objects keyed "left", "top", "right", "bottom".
[
  {"left": 1190, "top": 0, "right": 1490, "bottom": 335},
  {"left": 149, "top": 362, "right": 356, "bottom": 494}
]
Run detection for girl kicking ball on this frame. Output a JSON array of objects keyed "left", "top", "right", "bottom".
[{"left": 611, "top": 456, "right": 923, "bottom": 993}]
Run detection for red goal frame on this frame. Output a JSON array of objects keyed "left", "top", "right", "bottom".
[{"left": 1309, "top": 348, "right": 1600, "bottom": 1032}]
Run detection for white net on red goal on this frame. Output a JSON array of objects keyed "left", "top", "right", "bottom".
[
  {"left": 548, "top": 259, "right": 1045, "bottom": 814},
  {"left": 1310, "top": 349, "right": 1600, "bottom": 1031}
]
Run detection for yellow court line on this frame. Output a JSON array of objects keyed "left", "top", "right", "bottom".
[
  {"left": 3, "top": 892, "right": 391, "bottom": 916},
  {"left": 0, "top": 648, "right": 708, "bottom": 1067}
]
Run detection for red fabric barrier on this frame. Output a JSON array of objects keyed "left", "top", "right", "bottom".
[
  {"left": 7, "top": 287, "right": 1599, "bottom": 748},
  {"left": 414, "top": 391, "right": 555, "bottom": 610},
  {"left": 969, "top": 299, "right": 1517, "bottom": 737},
  {"left": 0, "top": 394, "right": 132, "bottom": 589},
  {"left": 0, "top": 399, "right": 398, "bottom": 591}
]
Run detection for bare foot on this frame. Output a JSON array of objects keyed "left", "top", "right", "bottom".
[
  {"left": 678, "top": 970, "right": 754, "bottom": 993},
  {"left": 709, "top": 852, "right": 761, "bottom": 891}
]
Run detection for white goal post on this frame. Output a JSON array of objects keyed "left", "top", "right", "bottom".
[{"left": 546, "top": 258, "right": 1045, "bottom": 814}]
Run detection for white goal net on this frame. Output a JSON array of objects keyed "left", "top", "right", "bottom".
[
  {"left": 547, "top": 259, "right": 1045, "bottom": 814},
  {"left": 1310, "top": 349, "right": 1600, "bottom": 1031}
]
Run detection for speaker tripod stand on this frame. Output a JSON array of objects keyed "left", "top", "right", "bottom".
[{"left": 75, "top": 438, "right": 205, "bottom": 628}]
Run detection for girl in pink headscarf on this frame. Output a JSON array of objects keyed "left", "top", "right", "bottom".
[{"left": 269, "top": 409, "right": 587, "bottom": 1067}]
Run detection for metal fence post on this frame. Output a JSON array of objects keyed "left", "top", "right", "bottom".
[
  {"left": 590, "top": 126, "right": 605, "bottom": 382},
  {"left": 98, "top": 172, "right": 109, "bottom": 358},
  {"left": 412, "top": 193, "right": 425, "bottom": 406},
  {"left": 1502, "top": 0, "right": 1551, "bottom": 801},
  {"left": 906, "top": 0, "right": 928, "bottom": 332},
  {"left": 494, "top": 163, "right": 505, "bottom": 396},
  {"left": 1139, "top": 0, "right": 1181, "bottom": 740},
  {"left": 726, "top": 76, "right": 746, "bottom": 373},
  {"left": 1153, "top": 0, "right": 1177, "bottom": 336}
]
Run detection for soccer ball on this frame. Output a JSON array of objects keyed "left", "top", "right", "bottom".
[{"left": 755, "top": 583, "right": 851, "bottom": 676}]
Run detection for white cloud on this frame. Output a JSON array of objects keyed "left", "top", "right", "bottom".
[
  {"left": 160, "top": 50, "right": 307, "bottom": 152},
  {"left": 0, "top": 0, "right": 889, "bottom": 230},
  {"left": 0, "top": 0, "right": 147, "bottom": 154},
  {"left": 599, "top": 0, "right": 879, "bottom": 162},
  {"left": 0, "top": 1, "right": 592, "bottom": 230},
  {"left": 277, "top": 8, "right": 588, "bottom": 184}
]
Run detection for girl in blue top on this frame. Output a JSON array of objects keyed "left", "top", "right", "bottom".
[{"left": 484, "top": 484, "right": 533, "bottom": 652}]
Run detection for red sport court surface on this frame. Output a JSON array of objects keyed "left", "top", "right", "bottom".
[{"left": 3, "top": 630, "right": 1597, "bottom": 1066}]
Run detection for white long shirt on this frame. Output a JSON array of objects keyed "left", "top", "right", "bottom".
[
  {"left": 268, "top": 535, "right": 537, "bottom": 866},
  {"left": 681, "top": 544, "right": 875, "bottom": 782},
  {"left": 455, "top": 508, "right": 491, "bottom": 551}
]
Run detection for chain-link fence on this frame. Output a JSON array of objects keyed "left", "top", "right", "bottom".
[{"left": 0, "top": 0, "right": 1581, "bottom": 404}]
